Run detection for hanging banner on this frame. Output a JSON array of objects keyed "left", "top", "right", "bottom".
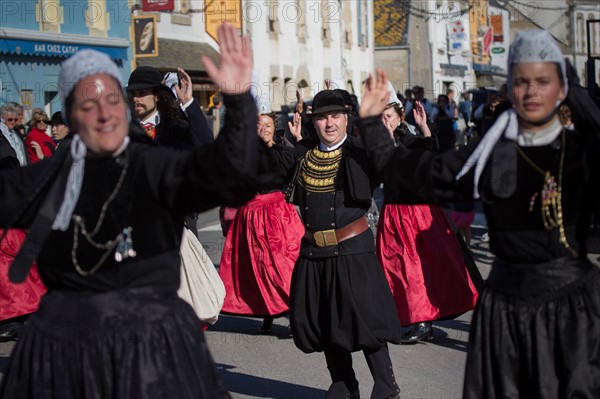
[
  {"left": 490, "top": 15, "right": 504, "bottom": 43},
  {"left": 142, "top": 0, "right": 174, "bottom": 12},
  {"left": 482, "top": 26, "right": 493, "bottom": 56},
  {"left": 205, "top": 0, "right": 242, "bottom": 43},
  {"left": 449, "top": 19, "right": 468, "bottom": 50},
  {"left": 133, "top": 15, "right": 158, "bottom": 58}
]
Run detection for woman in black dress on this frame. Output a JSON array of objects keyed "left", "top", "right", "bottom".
[
  {"left": 359, "top": 30, "right": 600, "bottom": 398},
  {"left": 0, "top": 23, "right": 257, "bottom": 399}
]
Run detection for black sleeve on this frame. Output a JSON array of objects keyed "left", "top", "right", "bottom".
[
  {"left": 397, "top": 129, "right": 439, "bottom": 152},
  {"left": 0, "top": 135, "right": 19, "bottom": 170},
  {"left": 0, "top": 160, "right": 52, "bottom": 227},
  {"left": 360, "top": 115, "right": 477, "bottom": 204},
  {"left": 269, "top": 140, "right": 313, "bottom": 183},
  {"left": 143, "top": 92, "right": 259, "bottom": 212},
  {"left": 185, "top": 98, "right": 214, "bottom": 146}
]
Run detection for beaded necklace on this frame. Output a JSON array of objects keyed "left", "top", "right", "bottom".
[
  {"left": 70, "top": 152, "right": 137, "bottom": 276},
  {"left": 514, "top": 129, "right": 577, "bottom": 256}
]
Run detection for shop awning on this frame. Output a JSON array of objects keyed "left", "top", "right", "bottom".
[
  {"left": 136, "top": 39, "right": 220, "bottom": 73},
  {"left": 0, "top": 28, "right": 129, "bottom": 60},
  {"left": 1, "top": 38, "right": 128, "bottom": 60}
]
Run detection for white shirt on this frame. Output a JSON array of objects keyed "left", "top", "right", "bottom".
[
  {"left": 319, "top": 134, "right": 348, "bottom": 152},
  {"left": 140, "top": 111, "right": 160, "bottom": 127},
  {"left": 518, "top": 118, "right": 563, "bottom": 147}
]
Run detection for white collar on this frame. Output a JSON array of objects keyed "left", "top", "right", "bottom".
[
  {"left": 140, "top": 111, "right": 160, "bottom": 126},
  {"left": 319, "top": 134, "right": 348, "bottom": 151},
  {"left": 517, "top": 118, "right": 562, "bottom": 147}
]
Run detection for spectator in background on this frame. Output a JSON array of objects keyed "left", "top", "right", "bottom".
[
  {"left": 492, "top": 83, "right": 512, "bottom": 121},
  {"left": 25, "top": 110, "right": 56, "bottom": 163},
  {"left": 0, "top": 103, "right": 28, "bottom": 166},
  {"left": 405, "top": 86, "right": 433, "bottom": 126},
  {"left": 6, "top": 103, "right": 27, "bottom": 138},
  {"left": 474, "top": 92, "right": 500, "bottom": 138},
  {"left": 459, "top": 92, "right": 472, "bottom": 125},
  {"left": 208, "top": 92, "right": 226, "bottom": 130},
  {"left": 430, "top": 94, "right": 458, "bottom": 152},
  {"left": 447, "top": 88, "right": 458, "bottom": 107},
  {"left": 49, "top": 111, "right": 70, "bottom": 144}
]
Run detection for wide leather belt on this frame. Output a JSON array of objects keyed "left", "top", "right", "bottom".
[{"left": 304, "top": 216, "right": 370, "bottom": 247}]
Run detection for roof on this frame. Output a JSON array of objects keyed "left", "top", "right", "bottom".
[
  {"left": 136, "top": 39, "right": 220, "bottom": 72},
  {"left": 374, "top": 0, "right": 410, "bottom": 47}
]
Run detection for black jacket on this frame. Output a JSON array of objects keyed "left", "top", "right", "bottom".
[
  {"left": 0, "top": 131, "right": 19, "bottom": 170},
  {"left": 155, "top": 99, "right": 213, "bottom": 150}
]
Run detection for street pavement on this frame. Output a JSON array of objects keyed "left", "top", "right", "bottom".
[{"left": 1, "top": 206, "right": 599, "bottom": 399}]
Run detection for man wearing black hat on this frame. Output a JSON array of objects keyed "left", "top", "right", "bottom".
[
  {"left": 127, "top": 66, "right": 213, "bottom": 149},
  {"left": 128, "top": 66, "right": 213, "bottom": 236},
  {"left": 271, "top": 90, "right": 402, "bottom": 399},
  {"left": 49, "top": 111, "right": 69, "bottom": 144}
]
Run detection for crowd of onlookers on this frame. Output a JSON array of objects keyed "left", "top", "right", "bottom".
[{"left": 0, "top": 103, "right": 70, "bottom": 167}]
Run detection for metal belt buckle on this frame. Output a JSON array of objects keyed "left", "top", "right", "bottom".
[{"left": 313, "top": 229, "right": 338, "bottom": 247}]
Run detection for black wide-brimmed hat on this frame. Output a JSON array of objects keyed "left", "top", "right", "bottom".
[
  {"left": 49, "top": 111, "right": 65, "bottom": 126},
  {"left": 310, "top": 90, "right": 350, "bottom": 115},
  {"left": 126, "top": 66, "right": 174, "bottom": 97}
]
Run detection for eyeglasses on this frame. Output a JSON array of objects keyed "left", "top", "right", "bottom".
[{"left": 5, "top": 118, "right": 18, "bottom": 122}]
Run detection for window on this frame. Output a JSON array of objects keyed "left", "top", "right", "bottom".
[
  {"left": 86, "top": 0, "right": 110, "bottom": 37},
  {"left": 590, "top": 13, "right": 598, "bottom": 57},
  {"left": 343, "top": 2, "right": 352, "bottom": 49},
  {"left": 36, "top": 0, "right": 63, "bottom": 33},
  {"left": 358, "top": 0, "right": 369, "bottom": 49},
  {"left": 322, "top": 2, "right": 331, "bottom": 45},
  {"left": 267, "top": 1, "right": 279, "bottom": 38},
  {"left": 296, "top": 0, "right": 308, "bottom": 42},
  {"left": 577, "top": 13, "right": 584, "bottom": 53}
]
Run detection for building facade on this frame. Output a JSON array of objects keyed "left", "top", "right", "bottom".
[
  {"left": 0, "top": 0, "right": 132, "bottom": 118},
  {"left": 247, "top": 0, "right": 375, "bottom": 111},
  {"left": 133, "top": 0, "right": 375, "bottom": 112},
  {"left": 375, "top": 0, "right": 476, "bottom": 101}
]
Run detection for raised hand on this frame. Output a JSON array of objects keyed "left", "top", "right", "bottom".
[
  {"left": 288, "top": 112, "right": 302, "bottom": 141},
  {"left": 175, "top": 67, "right": 193, "bottom": 105},
  {"left": 30, "top": 141, "right": 44, "bottom": 160},
  {"left": 359, "top": 68, "right": 389, "bottom": 119},
  {"left": 201, "top": 23, "right": 252, "bottom": 95},
  {"left": 413, "top": 101, "right": 432, "bottom": 137},
  {"left": 295, "top": 90, "right": 304, "bottom": 114}
]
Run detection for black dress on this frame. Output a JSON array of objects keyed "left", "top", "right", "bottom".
[
  {"left": 360, "top": 115, "right": 600, "bottom": 399},
  {"left": 0, "top": 93, "right": 258, "bottom": 399},
  {"left": 271, "top": 136, "right": 402, "bottom": 353}
]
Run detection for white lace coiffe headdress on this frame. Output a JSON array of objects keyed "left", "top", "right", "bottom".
[
  {"left": 455, "top": 30, "right": 568, "bottom": 198},
  {"left": 386, "top": 81, "right": 402, "bottom": 107},
  {"left": 52, "top": 49, "right": 129, "bottom": 231}
]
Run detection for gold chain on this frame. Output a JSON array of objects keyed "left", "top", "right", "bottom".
[
  {"left": 71, "top": 153, "right": 131, "bottom": 276},
  {"left": 514, "top": 130, "right": 577, "bottom": 256}
]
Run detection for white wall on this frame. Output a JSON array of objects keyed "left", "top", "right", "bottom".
[{"left": 248, "top": 0, "right": 374, "bottom": 109}]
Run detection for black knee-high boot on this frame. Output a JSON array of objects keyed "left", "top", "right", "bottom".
[
  {"left": 364, "top": 344, "right": 400, "bottom": 399},
  {"left": 324, "top": 346, "right": 360, "bottom": 399}
]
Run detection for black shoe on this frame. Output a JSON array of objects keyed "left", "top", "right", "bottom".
[
  {"left": 0, "top": 321, "right": 23, "bottom": 342},
  {"left": 400, "top": 322, "right": 433, "bottom": 344},
  {"left": 260, "top": 317, "right": 274, "bottom": 334},
  {"left": 325, "top": 382, "right": 360, "bottom": 399}
]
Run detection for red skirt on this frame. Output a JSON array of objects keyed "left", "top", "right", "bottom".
[
  {"left": 0, "top": 229, "right": 47, "bottom": 321},
  {"left": 376, "top": 204, "right": 478, "bottom": 325},
  {"left": 219, "top": 192, "right": 304, "bottom": 316}
]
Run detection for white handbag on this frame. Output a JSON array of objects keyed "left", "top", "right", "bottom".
[{"left": 178, "top": 228, "right": 225, "bottom": 324}]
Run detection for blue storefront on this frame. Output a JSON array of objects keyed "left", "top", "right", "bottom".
[{"left": 0, "top": 0, "right": 131, "bottom": 118}]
